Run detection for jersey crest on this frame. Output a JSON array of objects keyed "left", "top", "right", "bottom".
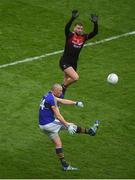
[{"left": 71, "top": 33, "right": 85, "bottom": 46}]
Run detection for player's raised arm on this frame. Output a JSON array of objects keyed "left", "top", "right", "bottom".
[
  {"left": 65, "top": 10, "right": 79, "bottom": 36},
  {"left": 86, "top": 14, "right": 98, "bottom": 39},
  {"left": 56, "top": 97, "right": 84, "bottom": 107}
]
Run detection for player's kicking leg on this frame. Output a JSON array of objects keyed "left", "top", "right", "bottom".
[{"left": 73, "top": 120, "right": 100, "bottom": 136}]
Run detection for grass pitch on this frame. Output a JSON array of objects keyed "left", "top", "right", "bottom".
[{"left": 0, "top": 0, "right": 135, "bottom": 178}]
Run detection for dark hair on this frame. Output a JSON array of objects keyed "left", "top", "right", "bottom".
[{"left": 74, "top": 22, "right": 83, "bottom": 27}]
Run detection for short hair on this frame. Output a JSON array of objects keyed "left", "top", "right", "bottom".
[
  {"left": 51, "top": 83, "right": 62, "bottom": 91},
  {"left": 74, "top": 22, "right": 83, "bottom": 27}
]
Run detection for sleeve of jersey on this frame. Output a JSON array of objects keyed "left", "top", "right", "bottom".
[
  {"left": 85, "top": 22, "right": 98, "bottom": 40},
  {"left": 65, "top": 17, "right": 75, "bottom": 37},
  {"left": 49, "top": 96, "right": 56, "bottom": 107}
]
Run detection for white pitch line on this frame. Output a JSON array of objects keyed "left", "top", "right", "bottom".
[
  {"left": 0, "top": 31, "right": 135, "bottom": 69},
  {"left": 84, "top": 31, "right": 135, "bottom": 47}
]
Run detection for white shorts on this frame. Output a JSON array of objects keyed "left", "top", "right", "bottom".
[{"left": 39, "top": 119, "right": 67, "bottom": 140}]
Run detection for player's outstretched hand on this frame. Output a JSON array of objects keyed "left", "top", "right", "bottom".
[
  {"left": 72, "top": 10, "right": 79, "bottom": 18},
  {"left": 76, "top": 101, "right": 84, "bottom": 108},
  {"left": 90, "top": 14, "right": 98, "bottom": 23},
  {"left": 68, "top": 124, "right": 76, "bottom": 134}
]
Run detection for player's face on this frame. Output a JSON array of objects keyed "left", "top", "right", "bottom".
[
  {"left": 53, "top": 87, "right": 63, "bottom": 97},
  {"left": 74, "top": 25, "right": 84, "bottom": 35}
]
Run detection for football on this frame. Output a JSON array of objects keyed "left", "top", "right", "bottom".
[{"left": 107, "top": 73, "right": 118, "bottom": 84}]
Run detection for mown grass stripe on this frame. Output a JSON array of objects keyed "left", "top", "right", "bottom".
[{"left": 0, "top": 31, "right": 135, "bottom": 69}]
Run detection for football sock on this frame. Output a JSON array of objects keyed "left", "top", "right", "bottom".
[
  {"left": 60, "top": 157, "right": 69, "bottom": 168},
  {"left": 61, "top": 84, "right": 67, "bottom": 95},
  {"left": 76, "top": 121, "right": 100, "bottom": 136},
  {"left": 76, "top": 126, "right": 89, "bottom": 134},
  {"left": 76, "top": 126, "right": 98, "bottom": 136},
  {"left": 56, "top": 148, "right": 69, "bottom": 167}
]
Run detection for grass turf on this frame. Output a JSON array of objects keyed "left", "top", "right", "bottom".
[{"left": 0, "top": 0, "right": 135, "bottom": 178}]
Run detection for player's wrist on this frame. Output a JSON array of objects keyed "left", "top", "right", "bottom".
[
  {"left": 66, "top": 122, "right": 70, "bottom": 127},
  {"left": 71, "top": 10, "right": 79, "bottom": 19},
  {"left": 71, "top": 16, "right": 76, "bottom": 20},
  {"left": 75, "top": 101, "right": 78, "bottom": 106},
  {"left": 75, "top": 101, "right": 84, "bottom": 108},
  {"left": 90, "top": 14, "right": 98, "bottom": 23}
]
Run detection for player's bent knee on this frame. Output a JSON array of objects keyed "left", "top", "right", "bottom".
[
  {"left": 73, "top": 75, "right": 79, "bottom": 81},
  {"left": 55, "top": 142, "right": 62, "bottom": 148}
]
